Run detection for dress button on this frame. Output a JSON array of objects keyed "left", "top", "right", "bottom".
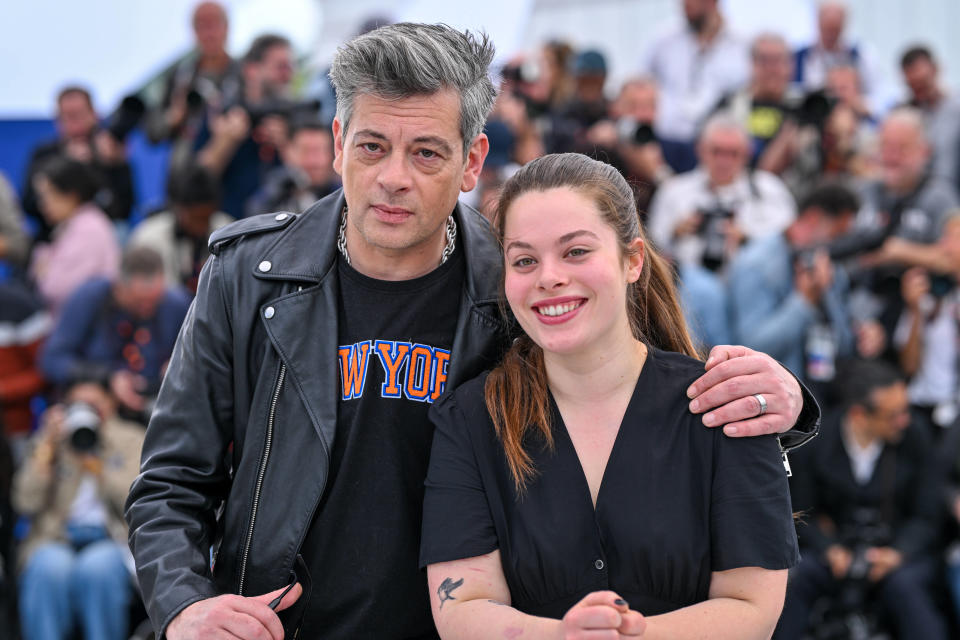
[
  {"left": 275, "top": 213, "right": 289, "bottom": 221},
  {"left": 594, "top": 559, "right": 605, "bottom": 570},
  {"left": 259, "top": 260, "right": 272, "bottom": 272},
  {"left": 264, "top": 306, "right": 275, "bottom": 319}
]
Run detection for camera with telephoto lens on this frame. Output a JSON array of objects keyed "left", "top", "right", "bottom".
[
  {"left": 697, "top": 204, "right": 736, "bottom": 272},
  {"left": 104, "top": 95, "right": 146, "bottom": 143},
  {"left": 63, "top": 402, "right": 101, "bottom": 453},
  {"left": 222, "top": 97, "right": 323, "bottom": 130},
  {"left": 793, "top": 89, "right": 836, "bottom": 131},
  {"left": 811, "top": 507, "right": 890, "bottom": 640}
]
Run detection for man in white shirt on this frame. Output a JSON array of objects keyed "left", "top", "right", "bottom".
[
  {"left": 648, "top": 114, "right": 796, "bottom": 269},
  {"left": 639, "top": 0, "right": 749, "bottom": 147}
]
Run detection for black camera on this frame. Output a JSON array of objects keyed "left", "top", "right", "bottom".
[
  {"left": 697, "top": 204, "right": 736, "bottom": 272},
  {"left": 104, "top": 95, "right": 146, "bottom": 143},
  {"left": 226, "top": 98, "right": 322, "bottom": 130},
  {"left": 63, "top": 402, "right": 101, "bottom": 453},
  {"left": 794, "top": 89, "right": 836, "bottom": 130}
]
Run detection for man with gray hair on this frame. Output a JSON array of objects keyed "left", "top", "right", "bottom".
[{"left": 126, "top": 23, "right": 817, "bottom": 640}]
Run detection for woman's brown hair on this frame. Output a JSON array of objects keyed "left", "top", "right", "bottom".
[{"left": 484, "top": 153, "right": 700, "bottom": 492}]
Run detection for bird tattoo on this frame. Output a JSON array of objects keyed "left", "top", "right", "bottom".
[{"left": 437, "top": 577, "right": 464, "bottom": 609}]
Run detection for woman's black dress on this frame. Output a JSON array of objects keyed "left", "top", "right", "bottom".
[{"left": 420, "top": 348, "right": 799, "bottom": 617}]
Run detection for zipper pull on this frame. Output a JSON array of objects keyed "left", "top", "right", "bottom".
[{"left": 778, "top": 437, "right": 792, "bottom": 477}]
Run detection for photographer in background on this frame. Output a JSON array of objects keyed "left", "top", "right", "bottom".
[
  {"left": 13, "top": 379, "right": 144, "bottom": 640},
  {"left": 145, "top": 1, "right": 242, "bottom": 173},
  {"left": 22, "top": 86, "right": 135, "bottom": 238},
  {"left": 129, "top": 164, "right": 233, "bottom": 295},
  {"left": 728, "top": 182, "right": 858, "bottom": 395},
  {"left": 775, "top": 359, "right": 946, "bottom": 640},
  {"left": 894, "top": 216, "right": 960, "bottom": 436},
  {"left": 849, "top": 108, "right": 960, "bottom": 355},
  {"left": 647, "top": 114, "right": 795, "bottom": 345},
  {"left": 195, "top": 33, "right": 296, "bottom": 218},
  {"left": 39, "top": 247, "right": 190, "bottom": 423},
  {"left": 901, "top": 45, "right": 960, "bottom": 190},
  {"left": 245, "top": 120, "right": 340, "bottom": 217},
  {"left": 713, "top": 32, "right": 800, "bottom": 169}
]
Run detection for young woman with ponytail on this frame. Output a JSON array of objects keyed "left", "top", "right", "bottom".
[{"left": 420, "top": 153, "right": 798, "bottom": 639}]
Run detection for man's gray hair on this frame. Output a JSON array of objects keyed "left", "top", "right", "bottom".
[{"left": 329, "top": 23, "right": 497, "bottom": 155}]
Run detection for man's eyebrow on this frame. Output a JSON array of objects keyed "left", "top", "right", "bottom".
[
  {"left": 412, "top": 135, "right": 454, "bottom": 156},
  {"left": 352, "top": 129, "right": 388, "bottom": 141},
  {"left": 505, "top": 230, "right": 600, "bottom": 252}
]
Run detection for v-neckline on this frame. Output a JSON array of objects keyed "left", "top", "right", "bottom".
[{"left": 548, "top": 348, "right": 655, "bottom": 513}]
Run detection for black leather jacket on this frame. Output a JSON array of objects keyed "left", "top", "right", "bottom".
[{"left": 125, "top": 190, "right": 510, "bottom": 636}]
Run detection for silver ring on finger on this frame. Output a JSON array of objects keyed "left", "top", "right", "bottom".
[{"left": 753, "top": 393, "right": 767, "bottom": 416}]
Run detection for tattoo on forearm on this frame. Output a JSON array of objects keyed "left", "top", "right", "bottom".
[{"left": 438, "top": 577, "right": 464, "bottom": 609}]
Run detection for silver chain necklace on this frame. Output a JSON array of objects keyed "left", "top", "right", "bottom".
[{"left": 337, "top": 207, "right": 457, "bottom": 267}]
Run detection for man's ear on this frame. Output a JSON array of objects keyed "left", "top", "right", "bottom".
[
  {"left": 626, "top": 237, "right": 645, "bottom": 283},
  {"left": 460, "top": 133, "right": 489, "bottom": 193},
  {"left": 332, "top": 118, "right": 344, "bottom": 176}
]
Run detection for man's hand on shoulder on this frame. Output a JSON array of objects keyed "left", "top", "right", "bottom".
[
  {"left": 166, "top": 583, "right": 302, "bottom": 640},
  {"left": 685, "top": 345, "right": 802, "bottom": 437}
]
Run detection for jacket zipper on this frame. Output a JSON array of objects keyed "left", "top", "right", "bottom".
[{"left": 238, "top": 363, "right": 286, "bottom": 595}]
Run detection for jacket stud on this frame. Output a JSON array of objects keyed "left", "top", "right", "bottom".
[
  {"left": 264, "top": 306, "right": 275, "bottom": 319},
  {"left": 275, "top": 213, "right": 289, "bottom": 221},
  {"left": 259, "top": 261, "right": 272, "bottom": 273}
]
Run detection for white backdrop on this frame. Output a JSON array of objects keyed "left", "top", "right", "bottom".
[{"left": 2, "top": 0, "right": 958, "bottom": 118}]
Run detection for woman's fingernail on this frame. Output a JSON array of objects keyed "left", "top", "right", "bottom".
[
  {"left": 689, "top": 399, "right": 700, "bottom": 412},
  {"left": 614, "top": 598, "right": 628, "bottom": 606},
  {"left": 703, "top": 413, "right": 715, "bottom": 426},
  {"left": 724, "top": 425, "right": 739, "bottom": 436}
]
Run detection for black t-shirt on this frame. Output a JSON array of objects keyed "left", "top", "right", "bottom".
[
  {"left": 300, "top": 249, "right": 464, "bottom": 638},
  {"left": 420, "top": 348, "right": 799, "bottom": 618}
]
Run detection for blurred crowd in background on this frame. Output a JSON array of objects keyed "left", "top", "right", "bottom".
[{"left": 2, "top": 0, "right": 960, "bottom": 638}]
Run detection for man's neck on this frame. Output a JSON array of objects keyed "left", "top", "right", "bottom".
[
  {"left": 198, "top": 50, "right": 231, "bottom": 73},
  {"left": 344, "top": 225, "right": 448, "bottom": 281}
]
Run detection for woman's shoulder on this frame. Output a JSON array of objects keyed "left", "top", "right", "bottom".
[
  {"left": 645, "top": 347, "right": 706, "bottom": 391},
  {"left": 430, "top": 371, "right": 494, "bottom": 434}
]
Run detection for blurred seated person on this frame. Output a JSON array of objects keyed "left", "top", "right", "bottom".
[
  {"left": 713, "top": 33, "right": 803, "bottom": 170},
  {"left": 195, "top": 33, "right": 295, "bottom": 218},
  {"left": 648, "top": 114, "right": 796, "bottom": 346},
  {"left": 0, "top": 281, "right": 50, "bottom": 442},
  {"left": 774, "top": 359, "right": 947, "bottom": 640},
  {"left": 245, "top": 119, "right": 340, "bottom": 216},
  {"left": 900, "top": 45, "right": 960, "bottom": 189},
  {"left": 0, "top": 427, "right": 14, "bottom": 633},
  {"left": 0, "top": 172, "right": 30, "bottom": 275},
  {"left": 581, "top": 77, "right": 680, "bottom": 215},
  {"left": 13, "top": 380, "right": 145, "bottom": 640},
  {"left": 28, "top": 156, "right": 120, "bottom": 318},
  {"left": 793, "top": 1, "right": 880, "bottom": 111},
  {"left": 782, "top": 65, "right": 877, "bottom": 197},
  {"left": 548, "top": 49, "right": 609, "bottom": 146},
  {"left": 21, "top": 86, "right": 134, "bottom": 239},
  {"left": 39, "top": 247, "right": 190, "bottom": 422},
  {"left": 849, "top": 108, "right": 960, "bottom": 343},
  {"left": 728, "top": 183, "right": 858, "bottom": 396},
  {"left": 144, "top": 1, "right": 242, "bottom": 172},
  {"left": 894, "top": 216, "right": 960, "bottom": 434},
  {"left": 648, "top": 113, "right": 796, "bottom": 271},
  {"left": 128, "top": 163, "right": 232, "bottom": 294}
]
